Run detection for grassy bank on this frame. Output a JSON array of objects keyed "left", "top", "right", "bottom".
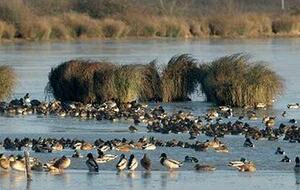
[
  {"left": 1, "top": 0, "right": 300, "bottom": 41},
  {"left": 48, "top": 54, "right": 283, "bottom": 107}
]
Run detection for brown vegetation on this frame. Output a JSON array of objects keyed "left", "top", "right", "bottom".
[
  {"left": 0, "top": 66, "right": 16, "bottom": 100},
  {"left": 0, "top": 0, "right": 300, "bottom": 40}
]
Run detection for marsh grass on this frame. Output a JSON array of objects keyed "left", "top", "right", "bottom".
[
  {"left": 49, "top": 60, "right": 161, "bottom": 104},
  {"left": 101, "top": 18, "right": 128, "bottom": 38},
  {"left": 48, "top": 60, "right": 114, "bottom": 103},
  {"left": 0, "top": 21, "right": 15, "bottom": 39},
  {"left": 161, "top": 54, "right": 201, "bottom": 102},
  {"left": 0, "top": 66, "right": 16, "bottom": 100},
  {"left": 200, "top": 54, "right": 283, "bottom": 107}
]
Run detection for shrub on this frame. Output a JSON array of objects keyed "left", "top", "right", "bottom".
[
  {"left": 0, "top": 20, "right": 16, "bottom": 39},
  {"left": 0, "top": 66, "right": 16, "bottom": 100},
  {"left": 101, "top": 18, "right": 128, "bottom": 38},
  {"left": 161, "top": 54, "right": 201, "bottom": 102},
  {"left": 200, "top": 53, "right": 283, "bottom": 107}
]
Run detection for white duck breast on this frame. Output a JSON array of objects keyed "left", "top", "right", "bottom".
[
  {"left": 128, "top": 158, "right": 138, "bottom": 171},
  {"left": 116, "top": 158, "right": 127, "bottom": 171},
  {"left": 96, "top": 154, "right": 118, "bottom": 163}
]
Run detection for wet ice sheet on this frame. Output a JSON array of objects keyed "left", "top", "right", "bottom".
[{"left": 0, "top": 170, "right": 299, "bottom": 190}]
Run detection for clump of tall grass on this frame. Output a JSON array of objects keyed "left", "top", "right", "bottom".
[
  {"left": 94, "top": 62, "right": 161, "bottom": 103},
  {"left": 0, "top": 66, "right": 16, "bottom": 100},
  {"left": 49, "top": 59, "right": 161, "bottom": 104},
  {"left": 0, "top": 21, "right": 16, "bottom": 39},
  {"left": 272, "top": 16, "right": 299, "bottom": 34},
  {"left": 100, "top": 18, "right": 128, "bottom": 38},
  {"left": 61, "top": 13, "right": 102, "bottom": 38},
  {"left": 200, "top": 53, "right": 283, "bottom": 107},
  {"left": 161, "top": 54, "right": 201, "bottom": 102},
  {"left": 156, "top": 17, "right": 191, "bottom": 38},
  {"left": 48, "top": 60, "right": 115, "bottom": 103}
]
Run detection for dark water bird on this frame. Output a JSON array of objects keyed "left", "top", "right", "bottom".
[
  {"left": 129, "top": 125, "right": 137, "bottom": 133},
  {"left": 160, "top": 153, "right": 182, "bottom": 171},
  {"left": 281, "top": 155, "right": 291, "bottom": 162},
  {"left": 127, "top": 154, "right": 138, "bottom": 171},
  {"left": 184, "top": 156, "right": 199, "bottom": 163},
  {"left": 140, "top": 154, "right": 151, "bottom": 171},
  {"left": 275, "top": 147, "right": 285, "bottom": 155},
  {"left": 281, "top": 111, "right": 287, "bottom": 117},
  {"left": 295, "top": 157, "right": 300, "bottom": 172},
  {"left": 243, "top": 138, "right": 254, "bottom": 148},
  {"left": 86, "top": 153, "right": 99, "bottom": 172},
  {"left": 116, "top": 154, "right": 127, "bottom": 171},
  {"left": 72, "top": 149, "right": 83, "bottom": 158},
  {"left": 194, "top": 164, "right": 216, "bottom": 171}
]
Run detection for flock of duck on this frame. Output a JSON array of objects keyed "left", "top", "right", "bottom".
[
  {"left": 0, "top": 94, "right": 299, "bottom": 142},
  {"left": 0, "top": 94, "right": 300, "bottom": 176},
  {"left": 0, "top": 135, "right": 299, "bottom": 174}
]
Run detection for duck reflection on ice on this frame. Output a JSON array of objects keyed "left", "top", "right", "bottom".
[{"left": 160, "top": 171, "right": 179, "bottom": 188}]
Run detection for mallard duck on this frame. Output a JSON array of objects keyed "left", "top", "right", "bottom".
[
  {"left": 228, "top": 158, "right": 248, "bottom": 168},
  {"left": 282, "top": 111, "right": 287, "bottom": 117},
  {"left": 243, "top": 138, "right": 254, "bottom": 148},
  {"left": 115, "top": 144, "right": 131, "bottom": 152},
  {"left": 194, "top": 164, "right": 216, "bottom": 171},
  {"left": 52, "top": 155, "right": 71, "bottom": 169},
  {"left": 86, "top": 153, "right": 99, "bottom": 172},
  {"left": 160, "top": 153, "right": 182, "bottom": 171},
  {"left": 140, "top": 154, "right": 151, "bottom": 171},
  {"left": 238, "top": 162, "right": 256, "bottom": 172},
  {"left": 295, "top": 157, "right": 300, "bottom": 173},
  {"left": 116, "top": 154, "right": 127, "bottom": 171},
  {"left": 142, "top": 143, "right": 156, "bottom": 150},
  {"left": 72, "top": 149, "right": 83, "bottom": 158},
  {"left": 275, "top": 147, "right": 285, "bottom": 155},
  {"left": 287, "top": 103, "right": 299, "bottom": 109},
  {"left": 281, "top": 155, "right": 291, "bottom": 162},
  {"left": 9, "top": 155, "right": 25, "bottom": 172},
  {"left": 184, "top": 156, "right": 198, "bottom": 163},
  {"left": 129, "top": 125, "right": 137, "bottom": 133},
  {"left": 74, "top": 142, "right": 94, "bottom": 151},
  {"left": 52, "top": 143, "right": 63, "bottom": 151},
  {"left": 214, "top": 145, "right": 229, "bottom": 153},
  {"left": 96, "top": 150, "right": 117, "bottom": 163},
  {"left": 0, "top": 154, "right": 10, "bottom": 170},
  {"left": 127, "top": 154, "right": 138, "bottom": 171}
]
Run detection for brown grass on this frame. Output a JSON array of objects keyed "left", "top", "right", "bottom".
[
  {"left": 0, "top": 20, "right": 16, "bottom": 39},
  {"left": 200, "top": 53, "right": 283, "bottom": 107},
  {"left": 0, "top": 66, "right": 16, "bottom": 100},
  {"left": 161, "top": 54, "right": 201, "bottom": 102},
  {"left": 100, "top": 18, "right": 128, "bottom": 38}
]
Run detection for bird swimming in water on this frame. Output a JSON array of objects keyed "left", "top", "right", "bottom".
[
  {"left": 194, "top": 164, "right": 216, "bottom": 172},
  {"left": 160, "top": 153, "right": 183, "bottom": 171},
  {"left": 140, "top": 154, "right": 151, "bottom": 171},
  {"left": 184, "top": 156, "right": 199, "bottom": 163},
  {"left": 281, "top": 155, "right": 291, "bottom": 162},
  {"left": 116, "top": 154, "right": 127, "bottom": 171},
  {"left": 0, "top": 154, "right": 10, "bottom": 170},
  {"left": 127, "top": 154, "right": 138, "bottom": 171},
  {"left": 243, "top": 138, "right": 254, "bottom": 148},
  {"left": 295, "top": 157, "right": 300, "bottom": 173},
  {"left": 86, "top": 153, "right": 99, "bottom": 172},
  {"left": 275, "top": 147, "right": 285, "bottom": 155}
]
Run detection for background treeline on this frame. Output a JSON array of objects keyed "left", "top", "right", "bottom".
[{"left": 1, "top": 0, "right": 300, "bottom": 40}]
